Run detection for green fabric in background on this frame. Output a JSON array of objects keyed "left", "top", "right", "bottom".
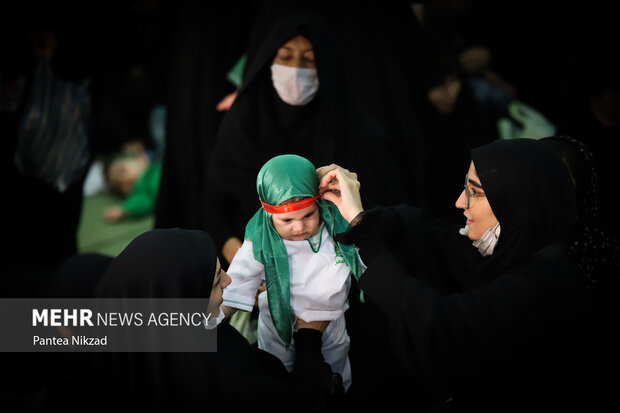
[
  {"left": 78, "top": 193, "right": 154, "bottom": 257},
  {"left": 226, "top": 54, "right": 246, "bottom": 88}
]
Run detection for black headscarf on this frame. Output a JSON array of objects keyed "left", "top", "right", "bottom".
[
  {"left": 461, "top": 138, "right": 577, "bottom": 288},
  {"left": 540, "top": 135, "right": 620, "bottom": 411},
  {"left": 47, "top": 253, "right": 114, "bottom": 298},
  {"left": 92, "top": 228, "right": 293, "bottom": 412},
  {"left": 92, "top": 229, "right": 218, "bottom": 411},
  {"left": 205, "top": 9, "right": 406, "bottom": 251},
  {"left": 541, "top": 136, "right": 620, "bottom": 318},
  {"left": 95, "top": 229, "right": 217, "bottom": 299}
]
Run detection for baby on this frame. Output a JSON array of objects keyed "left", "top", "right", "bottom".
[
  {"left": 102, "top": 147, "right": 161, "bottom": 222},
  {"left": 220, "top": 154, "right": 364, "bottom": 391}
]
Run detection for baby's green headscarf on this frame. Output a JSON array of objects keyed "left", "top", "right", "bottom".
[{"left": 245, "top": 154, "right": 362, "bottom": 347}]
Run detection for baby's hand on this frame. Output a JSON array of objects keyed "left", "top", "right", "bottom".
[{"left": 104, "top": 206, "right": 126, "bottom": 223}]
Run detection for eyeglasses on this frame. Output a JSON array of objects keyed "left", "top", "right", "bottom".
[{"left": 463, "top": 173, "right": 485, "bottom": 209}]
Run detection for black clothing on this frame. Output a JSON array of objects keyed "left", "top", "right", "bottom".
[
  {"left": 44, "top": 253, "right": 114, "bottom": 413},
  {"left": 154, "top": 0, "right": 257, "bottom": 231},
  {"left": 1, "top": 253, "right": 113, "bottom": 413},
  {"left": 556, "top": 98, "right": 620, "bottom": 241},
  {"left": 338, "top": 139, "right": 591, "bottom": 412},
  {"left": 329, "top": 2, "right": 429, "bottom": 207},
  {"left": 541, "top": 136, "right": 620, "bottom": 317},
  {"left": 292, "top": 329, "right": 345, "bottom": 412},
  {"left": 542, "top": 136, "right": 620, "bottom": 410},
  {"left": 92, "top": 228, "right": 295, "bottom": 412},
  {"left": 419, "top": 79, "right": 496, "bottom": 227},
  {"left": 415, "top": 10, "right": 498, "bottom": 227},
  {"left": 46, "top": 252, "right": 113, "bottom": 298}
]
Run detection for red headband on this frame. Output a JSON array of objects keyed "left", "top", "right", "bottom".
[{"left": 260, "top": 194, "right": 320, "bottom": 214}]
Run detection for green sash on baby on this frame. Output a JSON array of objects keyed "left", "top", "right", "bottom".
[{"left": 245, "top": 154, "right": 362, "bottom": 347}]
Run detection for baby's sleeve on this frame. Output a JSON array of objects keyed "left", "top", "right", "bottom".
[{"left": 222, "top": 240, "right": 264, "bottom": 312}]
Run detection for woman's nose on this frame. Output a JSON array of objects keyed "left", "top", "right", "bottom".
[
  {"left": 291, "top": 55, "right": 303, "bottom": 68},
  {"left": 455, "top": 189, "right": 468, "bottom": 210}
]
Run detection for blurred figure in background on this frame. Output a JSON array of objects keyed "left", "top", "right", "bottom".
[{"left": 102, "top": 143, "right": 162, "bottom": 223}]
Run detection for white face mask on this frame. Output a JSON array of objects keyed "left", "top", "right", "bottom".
[
  {"left": 270, "top": 64, "right": 319, "bottom": 106},
  {"left": 471, "top": 222, "right": 501, "bottom": 257},
  {"left": 203, "top": 307, "right": 225, "bottom": 330}
]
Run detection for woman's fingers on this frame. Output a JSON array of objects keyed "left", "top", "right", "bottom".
[
  {"left": 317, "top": 164, "right": 352, "bottom": 181},
  {"left": 317, "top": 164, "right": 360, "bottom": 191},
  {"left": 316, "top": 164, "right": 339, "bottom": 179},
  {"left": 316, "top": 164, "right": 363, "bottom": 222},
  {"left": 318, "top": 169, "right": 339, "bottom": 188},
  {"left": 320, "top": 189, "right": 341, "bottom": 205}
]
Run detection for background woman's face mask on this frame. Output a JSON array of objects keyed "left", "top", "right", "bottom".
[{"left": 271, "top": 64, "right": 319, "bottom": 106}]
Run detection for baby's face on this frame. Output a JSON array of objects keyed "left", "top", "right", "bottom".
[
  {"left": 271, "top": 203, "right": 320, "bottom": 241},
  {"left": 108, "top": 158, "right": 145, "bottom": 197}
]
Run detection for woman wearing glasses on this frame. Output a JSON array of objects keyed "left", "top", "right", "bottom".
[{"left": 316, "top": 138, "right": 593, "bottom": 412}]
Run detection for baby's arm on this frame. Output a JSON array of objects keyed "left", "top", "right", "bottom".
[
  {"left": 103, "top": 206, "right": 127, "bottom": 222},
  {"left": 221, "top": 240, "right": 265, "bottom": 318}
]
